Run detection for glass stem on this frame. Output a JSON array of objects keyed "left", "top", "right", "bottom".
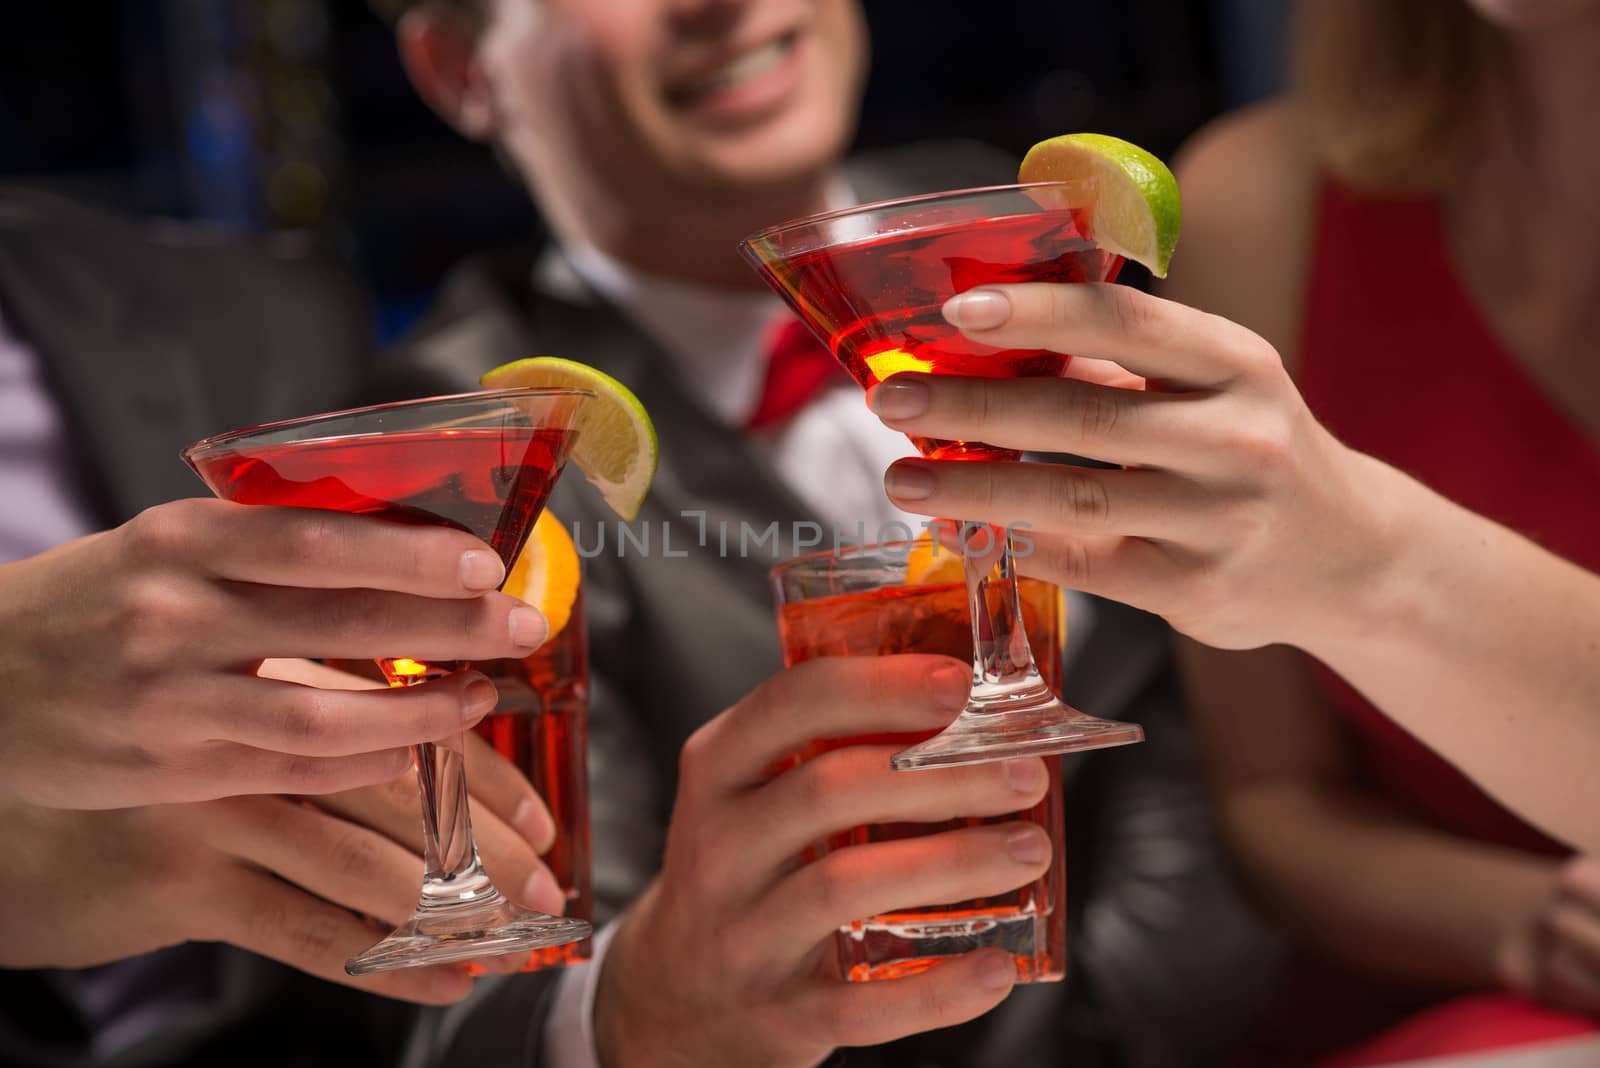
[
  {"left": 962, "top": 525, "right": 1051, "bottom": 710},
  {"left": 396, "top": 677, "right": 498, "bottom": 909}
]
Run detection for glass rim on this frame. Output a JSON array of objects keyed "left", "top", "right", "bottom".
[
  {"left": 180, "top": 386, "right": 596, "bottom": 461},
  {"left": 768, "top": 539, "right": 928, "bottom": 582},
  {"left": 738, "top": 178, "right": 1098, "bottom": 249}
]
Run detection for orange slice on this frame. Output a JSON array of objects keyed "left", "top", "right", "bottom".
[
  {"left": 904, "top": 529, "right": 965, "bottom": 586},
  {"left": 502, "top": 510, "right": 581, "bottom": 639}
]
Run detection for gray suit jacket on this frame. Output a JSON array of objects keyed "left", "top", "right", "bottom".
[
  {"left": 383, "top": 145, "right": 1280, "bottom": 1068},
  {"left": 0, "top": 187, "right": 413, "bottom": 1068}
]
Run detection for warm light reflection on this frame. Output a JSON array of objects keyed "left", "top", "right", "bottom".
[
  {"left": 864, "top": 347, "right": 935, "bottom": 380},
  {"left": 389, "top": 658, "right": 430, "bottom": 677}
]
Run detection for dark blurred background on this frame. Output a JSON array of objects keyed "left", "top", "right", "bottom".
[{"left": 0, "top": 0, "right": 1290, "bottom": 340}]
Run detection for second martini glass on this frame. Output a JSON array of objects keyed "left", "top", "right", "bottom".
[
  {"left": 740, "top": 180, "right": 1145, "bottom": 770},
  {"left": 183, "top": 387, "right": 595, "bottom": 972}
]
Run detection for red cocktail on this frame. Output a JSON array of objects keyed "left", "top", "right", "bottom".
[
  {"left": 772, "top": 545, "right": 1067, "bottom": 982},
  {"left": 183, "top": 388, "right": 595, "bottom": 974},
  {"left": 472, "top": 584, "right": 593, "bottom": 971},
  {"left": 742, "top": 182, "right": 1144, "bottom": 770},
  {"left": 192, "top": 425, "right": 573, "bottom": 684},
  {"left": 753, "top": 206, "right": 1120, "bottom": 460}
]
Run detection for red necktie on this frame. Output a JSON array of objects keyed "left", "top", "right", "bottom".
[{"left": 744, "top": 316, "right": 848, "bottom": 431}]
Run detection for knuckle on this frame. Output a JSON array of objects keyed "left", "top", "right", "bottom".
[
  {"left": 959, "top": 378, "right": 994, "bottom": 430},
  {"left": 1217, "top": 419, "right": 1294, "bottom": 474},
  {"left": 122, "top": 504, "right": 195, "bottom": 563},
  {"left": 793, "top": 752, "right": 848, "bottom": 815},
  {"left": 284, "top": 910, "right": 342, "bottom": 962},
  {"left": 327, "top": 830, "right": 383, "bottom": 882},
  {"left": 1041, "top": 537, "right": 1093, "bottom": 588},
  {"left": 677, "top": 722, "right": 717, "bottom": 791},
  {"left": 282, "top": 512, "right": 344, "bottom": 571},
  {"left": 279, "top": 754, "right": 334, "bottom": 793},
  {"left": 1558, "top": 859, "right": 1600, "bottom": 899},
  {"left": 763, "top": 662, "right": 811, "bottom": 712},
  {"left": 392, "top": 529, "right": 435, "bottom": 588},
  {"left": 247, "top": 895, "right": 292, "bottom": 950},
  {"left": 1045, "top": 285, "right": 1080, "bottom": 331},
  {"left": 276, "top": 689, "right": 333, "bottom": 747},
  {"left": 1046, "top": 470, "right": 1110, "bottom": 527},
  {"left": 1064, "top": 384, "right": 1122, "bottom": 440},
  {"left": 807, "top": 852, "right": 857, "bottom": 919},
  {"left": 109, "top": 577, "right": 196, "bottom": 674},
  {"left": 1228, "top": 327, "right": 1285, "bottom": 380},
  {"left": 316, "top": 589, "right": 385, "bottom": 644},
  {"left": 864, "top": 656, "right": 902, "bottom": 710},
  {"left": 377, "top": 769, "right": 420, "bottom": 813},
  {"left": 249, "top": 796, "right": 299, "bottom": 843},
  {"left": 1105, "top": 284, "right": 1162, "bottom": 343}
]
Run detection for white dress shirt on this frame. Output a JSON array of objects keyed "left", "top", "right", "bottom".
[{"left": 0, "top": 308, "right": 100, "bottom": 563}]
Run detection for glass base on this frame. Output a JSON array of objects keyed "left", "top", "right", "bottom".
[
  {"left": 891, "top": 677, "right": 1143, "bottom": 771},
  {"left": 345, "top": 890, "right": 592, "bottom": 975}
]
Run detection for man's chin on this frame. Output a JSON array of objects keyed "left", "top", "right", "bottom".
[{"left": 674, "top": 128, "right": 851, "bottom": 200}]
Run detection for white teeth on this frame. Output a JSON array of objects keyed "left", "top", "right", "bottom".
[{"left": 685, "top": 39, "right": 790, "bottom": 96}]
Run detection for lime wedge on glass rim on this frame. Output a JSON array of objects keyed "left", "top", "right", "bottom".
[
  {"left": 1019, "top": 133, "right": 1182, "bottom": 277},
  {"left": 481, "top": 356, "right": 658, "bottom": 522}
]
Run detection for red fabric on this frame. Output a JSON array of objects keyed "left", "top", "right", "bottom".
[
  {"left": 744, "top": 316, "right": 847, "bottom": 431},
  {"left": 1299, "top": 180, "right": 1600, "bottom": 855},
  {"left": 1316, "top": 994, "right": 1597, "bottom": 1067},
  {"left": 1239, "top": 180, "right": 1600, "bottom": 1066}
]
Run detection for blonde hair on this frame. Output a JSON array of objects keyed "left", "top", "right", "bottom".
[{"left": 1292, "top": 0, "right": 1503, "bottom": 192}]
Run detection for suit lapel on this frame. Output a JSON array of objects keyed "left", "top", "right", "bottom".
[
  {"left": 401, "top": 249, "right": 825, "bottom": 542},
  {"left": 0, "top": 213, "right": 214, "bottom": 523}
]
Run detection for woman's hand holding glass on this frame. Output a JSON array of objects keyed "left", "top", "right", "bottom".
[
  {"left": 869, "top": 281, "right": 1399, "bottom": 654},
  {"left": 872, "top": 280, "right": 1600, "bottom": 856}
]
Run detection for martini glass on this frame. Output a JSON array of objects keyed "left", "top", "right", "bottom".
[
  {"left": 182, "top": 387, "right": 595, "bottom": 973},
  {"left": 740, "top": 181, "right": 1145, "bottom": 770}
]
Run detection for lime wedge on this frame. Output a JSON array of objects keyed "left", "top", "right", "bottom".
[
  {"left": 1018, "top": 133, "right": 1182, "bottom": 277},
  {"left": 481, "top": 356, "right": 658, "bottom": 521}
]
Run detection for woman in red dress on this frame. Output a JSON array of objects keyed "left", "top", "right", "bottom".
[{"left": 865, "top": 1, "right": 1600, "bottom": 1062}]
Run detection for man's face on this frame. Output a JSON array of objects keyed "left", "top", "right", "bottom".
[
  {"left": 475, "top": 0, "right": 868, "bottom": 208},
  {"left": 1465, "top": 0, "right": 1600, "bottom": 28}
]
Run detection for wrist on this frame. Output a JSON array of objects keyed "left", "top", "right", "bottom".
[
  {"left": 1287, "top": 450, "right": 1430, "bottom": 657},
  {"left": 593, "top": 890, "right": 656, "bottom": 1068}
]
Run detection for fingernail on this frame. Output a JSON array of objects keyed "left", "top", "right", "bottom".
[
  {"left": 509, "top": 606, "right": 548, "bottom": 649},
  {"left": 463, "top": 676, "right": 498, "bottom": 722},
  {"left": 868, "top": 376, "right": 930, "bottom": 420},
  {"left": 432, "top": 968, "right": 471, "bottom": 1000},
  {"left": 944, "top": 289, "right": 1011, "bottom": 331},
  {"left": 885, "top": 462, "right": 936, "bottom": 502},
  {"left": 978, "top": 952, "right": 1017, "bottom": 991},
  {"left": 513, "top": 798, "right": 553, "bottom": 849},
  {"left": 1007, "top": 826, "right": 1048, "bottom": 865},
  {"left": 460, "top": 550, "right": 505, "bottom": 591},
  {"left": 523, "top": 869, "right": 565, "bottom": 915},
  {"left": 1004, "top": 758, "right": 1046, "bottom": 795},
  {"left": 929, "top": 663, "right": 972, "bottom": 711}
]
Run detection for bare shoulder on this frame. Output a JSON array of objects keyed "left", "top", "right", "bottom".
[{"left": 1160, "top": 99, "right": 1320, "bottom": 367}]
